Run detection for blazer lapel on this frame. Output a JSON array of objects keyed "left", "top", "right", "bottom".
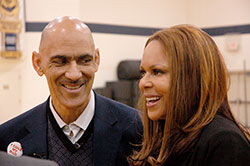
[
  {"left": 19, "top": 100, "right": 48, "bottom": 159},
  {"left": 93, "top": 94, "right": 122, "bottom": 166}
]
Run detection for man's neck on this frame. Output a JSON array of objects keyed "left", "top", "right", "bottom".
[
  {"left": 52, "top": 103, "right": 87, "bottom": 124},
  {"left": 58, "top": 109, "right": 83, "bottom": 124}
]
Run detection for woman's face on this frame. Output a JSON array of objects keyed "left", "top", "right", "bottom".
[{"left": 139, "top": 40, "right": 170, "bottom": 121}]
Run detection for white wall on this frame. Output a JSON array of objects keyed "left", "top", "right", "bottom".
[
  {"left": 79, "top": 0, "right": 187, "bottom": 27},
  {"left": 25, "top": 0, "right": 82, "bottom": 21},
  {"left": 0, "top": 0, "right": 250, "bottom": 124},
  {"left": 188, "top": 0, "right": 250, "bottom": 71},
  {"left": 187, "top": 0, "right": 250, "bottom": 27}
]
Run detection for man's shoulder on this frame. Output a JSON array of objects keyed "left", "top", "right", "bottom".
[
  {"left": 0, "top": 100, "right": 48, "bottom": 131},
  {"left": 0, "top": 100, "right": 48, "bottom": 152},
  {"left": 95, "top": 93, "right": 142, "bottom": 126},
  {"left": 95, "top": 93, "right": 143, "bottom": 143}
]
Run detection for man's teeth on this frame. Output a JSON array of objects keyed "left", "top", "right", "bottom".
[
  {"left": 64, "top": 84, "right": 82, "bottom": 90},
  {"left": 146, "top": 97, "right": 160, "bottom": 102}
]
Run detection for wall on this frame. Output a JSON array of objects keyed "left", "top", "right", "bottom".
[
  {"left": 0, "top": 0, "right": 187, "bottom": 123},
  {"left": 0, "top": 0, "right": 249, "bottom": 125},
  {"left": 187, "top": 0, "right": 250, "bottom": 126},
  {"left": 21, "top": 0, "right": 187, "bottom": 114},
  {"left": 188, "top": 0, "right": 250, "bottom": 71}
]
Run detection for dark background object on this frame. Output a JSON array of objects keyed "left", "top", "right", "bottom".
[
  {"left": 94, "top": 87, "right": 112, "bottom": 99},
  {"left": 117, "top": 60, "right": 141, "bottom": 80},
  {"left": 106, "top": 81, "right": 133, "bottom": 99},
  {"left": 94, "top": 60, "right": 141, "bottom": 108}
]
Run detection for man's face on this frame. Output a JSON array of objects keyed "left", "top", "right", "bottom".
[{"left": 36, "top": 30, "right": 99, "bottom": 111}]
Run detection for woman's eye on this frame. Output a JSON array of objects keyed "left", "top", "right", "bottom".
[
  {"left": 139, "top": 69, "right": 146, "bottom": 78},
  {"left": 152, "top": 69, "right": 164, "bottom": 75}
]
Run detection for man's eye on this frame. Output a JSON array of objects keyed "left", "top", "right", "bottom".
[
  {"left": 78, "top": 57, "right": 92, "bottom": 64},
  {"left": 84, "top": 58, "right": 91, "bottom": 63},
  {"left": 52, "top": 58, "right": 67, "bottom": 65}
]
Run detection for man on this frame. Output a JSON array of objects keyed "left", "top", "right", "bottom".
[{"left": 0, "top": 16, "right": 142, "bottom": 166}]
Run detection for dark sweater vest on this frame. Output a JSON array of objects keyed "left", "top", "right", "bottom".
[{"left": 47, "top": 107, "right": 94, "bottom": 166}]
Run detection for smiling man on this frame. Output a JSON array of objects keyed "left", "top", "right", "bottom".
[{"left": 0, "top": 16, "right": 142, "bottom": 166}]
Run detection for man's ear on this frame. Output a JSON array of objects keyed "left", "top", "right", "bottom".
[
  {"left": 94, "top": 48, "right": 100, "bottom": 71},
  {"left": 32, "top": 51, "right": 44, "bottom": 76}
]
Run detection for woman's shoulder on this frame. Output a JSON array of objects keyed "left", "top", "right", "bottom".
[
  {"left": 200, "top": 115, "right": 247, "bottom": 141},
  {"left": 188, "top": 115, "right": 250, "bottom": 165}
]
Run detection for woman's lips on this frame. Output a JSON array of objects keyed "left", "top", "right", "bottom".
[{"left": 145, "top": 96, "right": 160, "bottom": 107}]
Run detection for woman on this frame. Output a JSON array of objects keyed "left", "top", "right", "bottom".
[{"left": 128, "top": 24, "right": 250, "bottom": 166}]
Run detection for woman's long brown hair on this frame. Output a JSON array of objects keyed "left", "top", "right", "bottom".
[{"left": 128, "top": 24, "right": 250, "bottom": 166}]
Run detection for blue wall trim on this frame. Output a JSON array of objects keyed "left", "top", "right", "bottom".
[
  {"left": 25, "top": 22, "right": 161, "bottom": 36},
  {"left": 25, "top": 22, "right": 250, "bottom": 37},
  {"left": 202, "top": 24, "right": 250, "bottom": 36},
  {"left": 26, "top": 22, "right": 48, "bottom": 32}
]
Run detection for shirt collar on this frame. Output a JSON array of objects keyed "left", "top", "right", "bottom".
[{"left": 50, "top": 90, "right": 95, "bottom": 130}]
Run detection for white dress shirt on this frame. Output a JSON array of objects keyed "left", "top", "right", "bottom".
[{"left": 50, "top": 90, "right": 95, "bottom": 144}]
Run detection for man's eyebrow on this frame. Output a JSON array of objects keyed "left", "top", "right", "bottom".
[
  {"left": 78, "top": 54, "right": 93, "bottom": 58},
  {"left": 49, "top": 55, "right": 67, "bottom": 61},
  {"left": 49, "top": 54, "right": 93, "bottom": 60}
]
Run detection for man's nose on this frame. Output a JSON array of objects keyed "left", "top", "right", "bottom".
[{"left": 65, "top": 61, "right": 82, "bottom": 81}]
